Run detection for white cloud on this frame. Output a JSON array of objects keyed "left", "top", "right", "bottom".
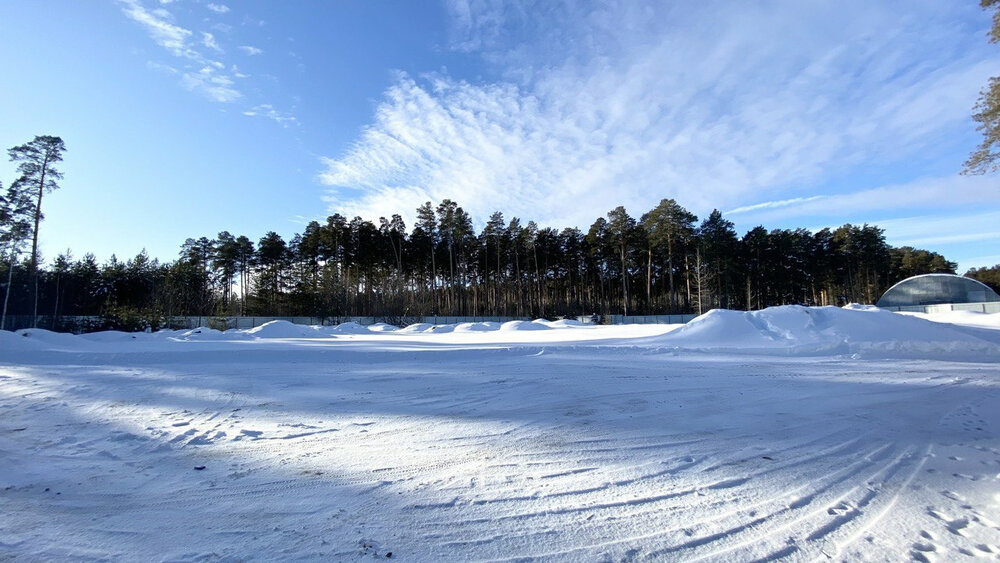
[
  {"left": 119, "top": 0, "right": 193, "bottom": 57},
  {"left": 119, "top": 0, "right": 293, "bottom": 121},
  {"left": 238, "top": 45, "right": 263, "bottom": 56},
  {"left": 738, "top": 175, "right": 1000, "bottom": 224},
  {"left": 146, "top": 60, "right": 178, "bottom": 74},
  {"left": 201, "top": 32, "right": 222, "bottom": 52},
  {"left": 319, "top": 2, "right": 996, "bottom": 230},
  {"left": 243, "top": 104, "right": 298, "bottom": 127},
  {"left": 875, "top": 211, "right": 1000, "bottom": 247},
  {"left": 726, "top": 196, "right": 826, "bottom": 216},
  {"left": 120, "top": 0, "right": 242, "bottom": 102},
  {"left": 181, "top": 66, "right": 241, "bottom": 103}
]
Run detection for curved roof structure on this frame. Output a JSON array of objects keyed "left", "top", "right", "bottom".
[{"left": 876, "top": 273, "right": 1000, "bottom": 308}]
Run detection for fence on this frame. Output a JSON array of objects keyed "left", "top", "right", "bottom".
[
  {"left": 880, "top": 301, "right": 1000, "bottom": 314},
  {"left": 1, "top": 312, "right": 703, "bottom": 333},
  {"left": 0, "top": 314, "right": 537, "bottom": 333},
  {"left": 603, "top": 314, "right": 699, "bottom": 325}
]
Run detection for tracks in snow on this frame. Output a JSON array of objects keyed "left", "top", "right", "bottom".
[{"left": 2, "top": 353, "right": 999, "bottom": 561}]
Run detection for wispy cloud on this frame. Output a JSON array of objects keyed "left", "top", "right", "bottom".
[
  {"left": 873, "top": 211, "right": 1000, "bottom": 248},
  {"left": 201, "top": 32, "right": 222, "bottom": 53},
  {"left": 238, "top": 45, "right": 263, "bottom": 56},
  {"left": 119, "top": 0, "right": 293, "bottom": 122},
  {"left": 726, "top": 196, "right": 826, "bottom": 216},
  {"left": 736, "top": 175, "right": 1000, "bottom": 224},
  {"left": 243, "top": 104, "right": 298, "bottom": 127},
  {"left": 320, "top": 1, "right": 994, "bottom": 231},
  {"left": 120, "top": 0, "right": 192, "bottom": 57},
  {"left": 181, "top": 66, "right": 241, "bottom": 103}
]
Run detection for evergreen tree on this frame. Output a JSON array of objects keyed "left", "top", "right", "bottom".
[
  {"left": 964, "top": 0, "right": 1000, "bottom": 173},
  {"left": 640, "top": 199, "right": 698, "bottom": 313},
  {"left": 414, "top": 202, "right": 438, "bottom": 312},
  {"left": 966, "top": 264, "right": 1000, "bottom": 291},
  {"left": 7, "top": 135, "right": 66, "bottom": 325},
  {"left": 1, "top": 180, "right": 35, "bottom": 329},
  {"left": 606, "top": 207, "right": 638, "bottom": 315},
  {"left": 697, "top": 210, "right": 739, "bottom": 309}
]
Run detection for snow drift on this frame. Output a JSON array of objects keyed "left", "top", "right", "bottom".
[
  {"left": 654, "top": 305, "right": 1000, "bottom": 359},
  {"left": 499, "top": 320, "right": 550, "bottom": 331},
  {"left": 324, "top": 322, "right": 371, "bottom": 335},
  {"left": 246, "top": 321, "right": 321, "bottom": 338},
  {"left": 0, "top": 306, "right": 997, "bottom": 361}
]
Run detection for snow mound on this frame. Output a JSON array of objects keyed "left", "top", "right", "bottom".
[
  {"left": 500, "top": 320, "right": 551, "bottom": 331},
  {"left": 397, "top": 322, "right": 457, "bottom": 333},
  {"left": 0, "top": 329, "right": 48, "bottom": 351},
  {"left": 327, "top": 322, "right": 371, "bottom": 335},
  {"left": 899, "top": 310, "right": 1000, "bottom": 330},
  {"left": 399, "top": 323, "right": 433, "bottom": 333},
  {"left": 8, "top": 329, "right": 94, "bottom": 350},
  {"left": 246, "top": 321, "right": 320, "bottom": 338},
  {"left": 454, "top": 322, "right": 501, "bottom": 332},
  {"left": 174, "top": 327, "right": 225, "bottom": 340},
  {"left": 531, "top": 318, "right": 586, "bottom": 328},
  {"left": 656, "top": 305, "right": 1000, "bottom": 359},
  {"left": 367, "top": 323, "right": 399, "bottom": 332},
  {"left": 550, "top": 318, "right": 587, "bottom": 327},
  {"left": 78, "top": 330, "right": 145, "bottom": 342}
]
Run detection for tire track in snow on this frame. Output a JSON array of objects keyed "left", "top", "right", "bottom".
[
  {"left": 455, "top": 442, "right": 898, "bottom": 561},
  {"left": 412, "top": 433, "right": 867, "bottom": 520},
  {"left": 661, "top": 444, "right": 926, "bottom": 562}
]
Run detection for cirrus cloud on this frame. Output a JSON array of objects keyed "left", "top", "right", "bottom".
[{"left": 320, "top": 1, "right": 995, "bottom": 232}]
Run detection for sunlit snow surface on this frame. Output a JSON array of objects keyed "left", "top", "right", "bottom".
[{"left": 1, "top": 306, "right": 999, "bottom": 561}]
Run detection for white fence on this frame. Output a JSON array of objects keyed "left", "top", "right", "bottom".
[{"left": 880, "top": 301, "right": 1000, "bottom": 314}]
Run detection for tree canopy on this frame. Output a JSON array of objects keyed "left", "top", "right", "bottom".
[
  {"left": 964, "top": 0, "right": 1000, "bottom": 174},
  {"left": 0, "top": 195, "right": 961, "bottom": 331}
]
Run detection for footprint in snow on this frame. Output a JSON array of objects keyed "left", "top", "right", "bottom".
[{"left": 928, "top": 508, "right": 971, "bottom": 536}]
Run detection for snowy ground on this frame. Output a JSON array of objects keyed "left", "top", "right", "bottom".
[{"left": 1, "top": 307, "right": 999, "bottom": 561}]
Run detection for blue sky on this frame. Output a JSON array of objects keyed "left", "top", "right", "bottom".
[{"left": 0, "top": 0, "right": 997, "bottom": 272}]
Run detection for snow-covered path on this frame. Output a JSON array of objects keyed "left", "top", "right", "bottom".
[{"left": 1, "top": 309, "right": 999, "bottom": 561}]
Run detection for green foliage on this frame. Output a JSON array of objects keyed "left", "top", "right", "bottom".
[
  {"left": 100, "top": 305, "right": 163, "bottom": 332},
  {"left": 7, "top": 198, "right": 964, "bottom": 326},
  {"left": 965, "top": 263, "right": 1000, "bottom": 291},
  {"left": 964, "top": 1, "right": 1000, "bottom": 173},
  {"left": 7, "top": 135, "right": 66, "bottom": 265}
]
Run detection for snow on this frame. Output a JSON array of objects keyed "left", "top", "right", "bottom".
[
  {"left": 324, "top": 322, "right": 372, "bottom": 335},
  {"left": 652, "top": 305, "right": 1000, "bottom": 360},
  {"left": 453, "top": 321, "right": 500, "bottom": 332},
  {"left": 900, "top": 309, "right": 1000, "bottom": 330},
  {"left": 246, "top": 320, "right": 322, "bottom": 338},
  {"left": 1, "top": 306, "right": 999, "bottom": 560},
  {"left": 398, "top": 322, "right": 434, "bottom": 333},
  {"left": 500, "top": 320, "right": 550, "bottom": 331}
]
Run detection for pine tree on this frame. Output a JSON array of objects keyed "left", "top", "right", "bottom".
[
  {"left": 606, "top": 207, "right": 637, "bottom": 316},
  {"left": 8, "top": 135, "right": 66, "bottom": 326},
  {"left": 964, "top": 0, "right": 1000, "bottom": 173},
  {"left": 640, "top": 199, "right": 698, "bottom": 313}
]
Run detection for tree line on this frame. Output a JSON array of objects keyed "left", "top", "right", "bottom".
[{"left": 3, "top": 180, "right": 962, "bottom": 330}]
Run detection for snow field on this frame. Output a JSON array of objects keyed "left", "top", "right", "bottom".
[{"left": 1, "top": 305, "right": 999, "bottom": 560}]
